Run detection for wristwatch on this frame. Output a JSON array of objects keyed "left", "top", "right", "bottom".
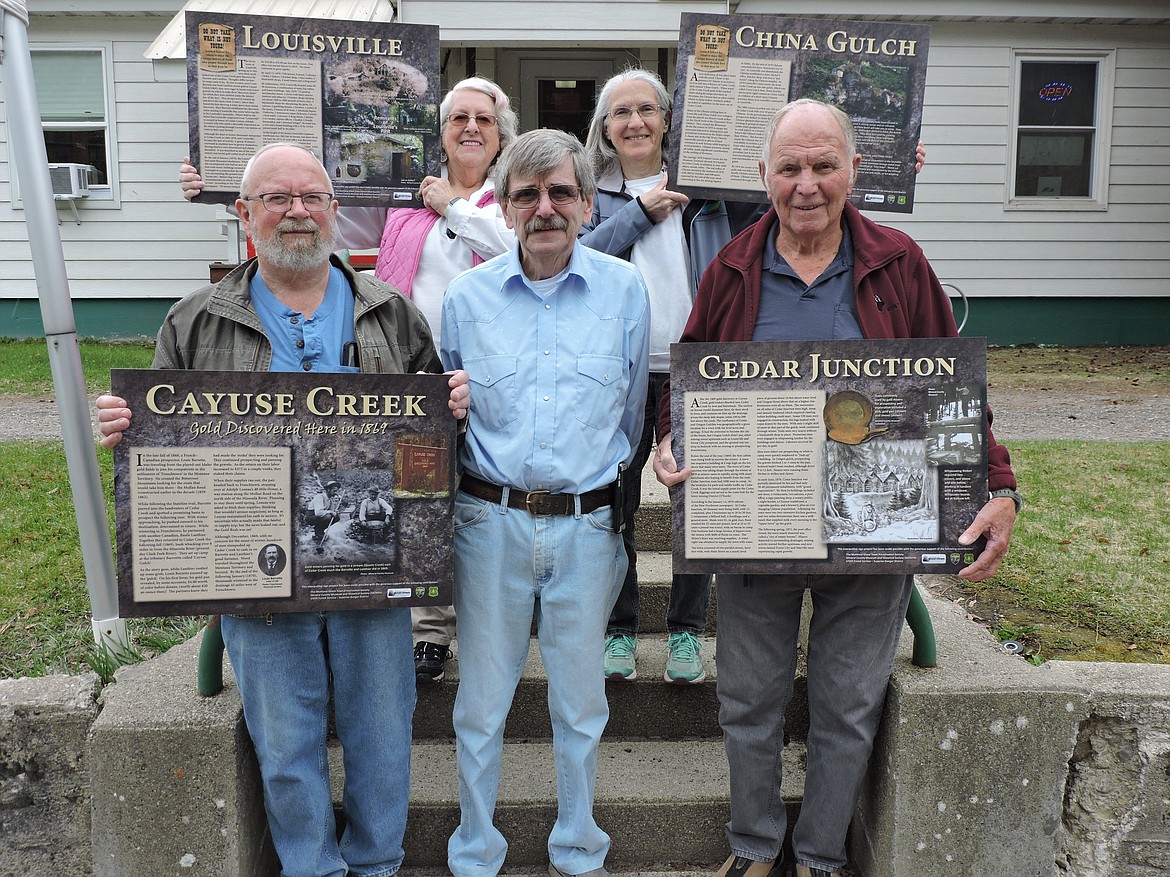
[
  {"left": 989, "top": 488, "right": 1023, "bottom": 513},
  {"left": 446, "top": 197, "right": 463, "bottom": 239}
]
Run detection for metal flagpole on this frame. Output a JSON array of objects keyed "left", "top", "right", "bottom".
[{"left": 0, "top": 0, "right": 131, "bottom": 657}]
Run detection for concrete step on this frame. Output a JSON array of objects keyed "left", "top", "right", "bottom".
[
  {"left": 339, "top": 739, "right": 807, "bottom": 868},
  {"left": 414, "top": 634, "right": 719, "bottom": 741},
  {"left": 412, "top": 632, "right": 810, "bottom": 745},
  {"left": 618, "top": 551, "right": 717, "bottom": 635},
  {"left": 631, "top": 501, "right": 672, "bottom": 554},
  {"left": 631, "top": 456, "right": 672, "bottom": 555}
]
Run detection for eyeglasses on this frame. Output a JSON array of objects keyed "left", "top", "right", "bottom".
[
  {"left": 607, "top": 103, "right": 665, "bottom": 122},
  {"left": 504, "top": 184, "right": 582, "bottom": 209},
  {"left": 245, "top": 192, "right": 333, "bottom": 213},
  {"left": 446, "top": 112, "right": 498, "bottom": 128}
]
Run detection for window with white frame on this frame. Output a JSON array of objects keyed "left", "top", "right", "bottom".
[
  {"left": 29, "top": 47, "right": 117, "bottom": 200},
  {"left": 1008, "top": 50, "right": 1113, "bottom": 209}
]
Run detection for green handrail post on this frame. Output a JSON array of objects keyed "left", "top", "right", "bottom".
[
  {"left": 906, "top": 583, "right": 937, "bottom": 668},
  {"left": 197, "top": 614, "right": 225, "bottom": 696}
]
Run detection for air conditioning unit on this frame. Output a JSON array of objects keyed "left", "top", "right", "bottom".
[{"left": 48, "top": 163, "right": 92, "bottom": 200}]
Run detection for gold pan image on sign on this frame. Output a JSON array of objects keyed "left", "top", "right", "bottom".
[{"left": 823, "top": 390, "right": 888, "bottom": 445}]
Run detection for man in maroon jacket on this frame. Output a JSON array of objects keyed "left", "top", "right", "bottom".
[{"left": 653, "top": 99, "right": 1020, "bottom": 877}]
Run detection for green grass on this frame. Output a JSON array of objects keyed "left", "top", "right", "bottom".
[
  {"left": 0, "top": 440, "right": 199, "bottom": 679},
  {"left": 950, "top": 439, "right": 1170, "bottom": 663},
  {"left": 0, "top": 338, "right": 155, "bottom": 396},
  {"left": 1, "top": 341, "right": 1167, "bottom": 677}
]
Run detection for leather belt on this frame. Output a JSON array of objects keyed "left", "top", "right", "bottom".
[{"left": 459, "top": 473, "right": 611, "bottom": 516}]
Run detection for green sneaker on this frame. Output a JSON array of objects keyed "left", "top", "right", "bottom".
[
  {"left": 664, "top": 631, "right": 706, "bottom": 684},
  {"left": 604, "top": 633, "right": 637, "bottom": 681}
]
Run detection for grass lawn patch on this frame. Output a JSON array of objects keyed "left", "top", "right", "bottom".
[
  {"left": 988, "top": 345, "right": 1170, "bottom": 394},
  {"left": 0, "top": 440, "right": 197, "bottom": 679},
  {"left": 0, "top": 338, "right": 154, "bottom": 396},
  {"left": 926, "top": 439, "right": 1170, "bottom": 664}
]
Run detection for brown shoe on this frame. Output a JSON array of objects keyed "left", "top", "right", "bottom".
[
  {"left": 794, "top": 865, "right": 841, "bottom": 877},
  {"left": 716, "top": 853, "right": 786, "bottom": 877}
]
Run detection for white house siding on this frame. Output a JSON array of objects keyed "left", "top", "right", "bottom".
[
  {"left": 881, "top": 21, "right": 1170, "bottom": 304},
  {"left": 1, "top": 3, "right": 1167, "bottom": 338},
  {"left": 397, "top": 0, "right": 729, "bottom": 45},
  {"left": 0, "top": 13, "right": 237, "bottom": 304}
]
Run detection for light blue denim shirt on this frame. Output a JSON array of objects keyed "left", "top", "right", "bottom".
[{"left": 440, "top": 242, "right": 650, "bottom": 495}]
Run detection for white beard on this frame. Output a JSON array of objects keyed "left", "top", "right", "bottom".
[{"left": 253, "top": 219, "right": 337, "bottom": 271}]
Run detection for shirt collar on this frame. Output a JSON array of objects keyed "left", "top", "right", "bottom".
[
  {"left": 502, "top": 240, "right": 589, "bottom": 292},
  {"left": 762, "top": 215, "right": 855, "bottom": 280}
]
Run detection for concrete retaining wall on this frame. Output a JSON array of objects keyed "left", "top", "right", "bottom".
[
  {"left": 1, "top": 672, "right": 100, "bottom": 877},
  {"left": 854, "top": 594, "right": 1170, "bottom": 877},
  {"left": 4, "top": 597, "right": 1170, "bottom": 877},
  {"left": 88, "top": 633, "right": 276, "bottom": 877}
]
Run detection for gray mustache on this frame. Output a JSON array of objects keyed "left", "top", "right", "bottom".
[
  {"left": 277, "top": 220, "right": 319, "bottom": 234},
  {"left": 525, "top": 216, "right": 569, "bottom": 234}
]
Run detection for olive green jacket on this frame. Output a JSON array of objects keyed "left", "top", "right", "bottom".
[{"left": 152, "top": 255, "right": 441, "bottom": 376}]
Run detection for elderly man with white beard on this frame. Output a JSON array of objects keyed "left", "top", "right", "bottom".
[{"left": 96, "top": 142, "right": 470, "bottom": 877}]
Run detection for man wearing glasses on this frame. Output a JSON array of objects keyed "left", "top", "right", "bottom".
[
  {"left": 440, "top": 128, "right": 650, "bottom": 877},
  {"left": 97, "top": 142, "right": 470, "bottom": 877}
]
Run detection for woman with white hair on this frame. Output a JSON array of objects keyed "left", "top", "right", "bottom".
[
  {"left": 179, "top": 75, "right": 520, "bottom": 684},
  {"left": 333, "top": 76, "right": 519, "bottom": 335}
]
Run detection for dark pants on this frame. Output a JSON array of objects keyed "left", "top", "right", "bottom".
[
  {"left": 311, "top": 512, "right": 336, "bottom": 542},
  {"left": 607, "top": 370, "right": 712, "bottom": 637}
]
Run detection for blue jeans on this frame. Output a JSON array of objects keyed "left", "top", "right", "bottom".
[
  {"left": 716, "top": 574, "right": 914, "bottom": 873},
  {"left": 609, "top": 370, "right": 711, "bottom": 636},
  {"left": 448, "top": 489, "right": 626, "bottom": 877},
  {"left": 222, "top": 610, "right": 416, "bottom": 877}
]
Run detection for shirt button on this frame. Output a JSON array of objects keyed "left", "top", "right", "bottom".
[
  {"left": 290, "top": 316, "right": 299, "bottom": 325},
  {"left": 543, "top": 395, "right": 550, "bottom": 401},
  {"left": 540, "top": 442, "right": 547, "bottom": 449},
  {"left": 544, "top": 349, "right": 550, "bottom": 355},
  {"left": 544, "top": 304, "right": 551, "bottom": 310},
  {"left": 296, "top": 340, "right": 305, "bottom": 349},
  {"left": 302, "top": 361, "right": 312, "bottom": 371}
]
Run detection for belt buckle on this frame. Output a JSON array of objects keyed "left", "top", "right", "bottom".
[{"left": 524, "top": 490, "right": 552, "bottom": 516}]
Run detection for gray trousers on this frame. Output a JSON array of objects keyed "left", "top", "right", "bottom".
[
  {"left": 412, "top": 603, "right": 455, "bottom": 646},
  {"left": 716, "top": 573, "right": 914, "bottom": 872}
]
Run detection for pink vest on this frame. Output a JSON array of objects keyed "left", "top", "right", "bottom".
[{"left": 374, "top": 189, "right": 498, "bottom": 297}]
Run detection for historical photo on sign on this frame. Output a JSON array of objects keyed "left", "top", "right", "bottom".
[
  {"left": 667, "top": 12, "right": 930, "bottom": 213},
  {"left": 668, "top": 337, "right": 988, "bottom": 575},
  {"left": 185, "top": 11, "right": 440, "bottom": 207},
  {"left": 110, "top": 369, "right": 456, "bottom": 617}
]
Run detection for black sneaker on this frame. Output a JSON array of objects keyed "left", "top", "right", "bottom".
[{"left": 414, "top": 641, "right": 451, "bottom": 684}]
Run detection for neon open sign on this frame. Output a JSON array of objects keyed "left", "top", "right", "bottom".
[{"left": 1039, "top": 82, "right": 1073, "bottom": 101}]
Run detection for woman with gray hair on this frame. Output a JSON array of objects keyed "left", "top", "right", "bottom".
[
  {"left": 580, "top": 66, "right": 716, "bottom": 689},
  {"left": 580, "top": 69, "right": 926, "bottom": 691},
  {"left": 362, "top": 76, "right": 518, "bottom": 325}
]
